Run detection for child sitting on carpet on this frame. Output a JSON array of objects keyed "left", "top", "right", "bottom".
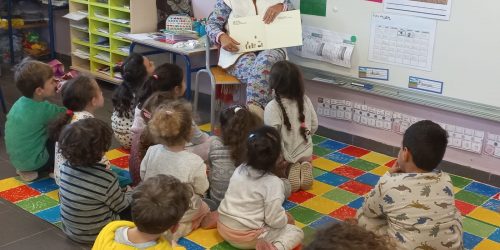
[
  {"left": 264, "top": 61, "right": 318, "bottom": 192},
  {"left": 129, "top": 63, "right": 210, "bottom": 186},
  {"left": 93, "top": 174, "right": 192, "bottom": 250},
  {"left": 356, "top": 120, "right": 463, "bottom": 249},
  {"left": 217, "top": 126, "right": 303, "bottom": 250},
  {"left": 140, "top": 99, "right": 217, "bottom": 242},
  {"left": 5, "top": 58, "right": 66, "bottom": 181},
  {"left": 58, "top": 118, "right": 132, "bottom": 244},
  {"left": 208, "top": 105, "right": 261, "bottom": 207},
  {"left": 49, "top": 74, "right": 105, "bottom": 185}
]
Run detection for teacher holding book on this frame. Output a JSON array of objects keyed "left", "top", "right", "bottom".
[{"left": 206, "top": 0, "right": 294, "bottom": 119}]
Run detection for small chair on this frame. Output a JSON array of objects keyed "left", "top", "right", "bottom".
[{"left": 193, "top": 35, "right": 242, "bottom": 134}]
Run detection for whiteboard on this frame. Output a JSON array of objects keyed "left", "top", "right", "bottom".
[{"left": 289, "top": 0, "right": 500, "bottom": 111}]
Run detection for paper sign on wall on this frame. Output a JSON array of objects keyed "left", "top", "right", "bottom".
[{"left": 384, "top": 0, "right": 452, "bottom": 21}]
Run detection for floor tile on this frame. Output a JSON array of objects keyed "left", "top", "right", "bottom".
[
  {"left": 301, "top": 196, "right": 343, "bottom": 214},
  {"left": 360, "top": 152, "right": 394, "bottom": 165},
  {"left": 282, "top": 200, "right": 297, "bottom": 210},
  {"left": 463, "top": 232, "right": 483, "bottom": 249},
  {"left": 315, "top": 172, "right": 349, "bottom": 187},
  {"left": 468, "top": 207, "right": 500, "bottom": 227},
  {"left": 455, "top": 190, "right": 489, "bottom": 206},
  {"left": 325, "top": 152, "right": 355, "bottom": 165},
  {"left": 312, "top": 158, "right": 342, "bottom": 172},
  {"left": 309, "top": 216, "right": 339, "bottom": 229},
  {"left": 288, "top": 206, "right": 323, "bottom": 225},
  {"left": 0, "top": 185, "right": 41, "bottom": 203},
  {"left": 462, "top": 216, "right": 497, "bottom": 238},
  {"left": 312, "top": 167, "right": 327, "bottom": 178},
  {"left": 322, "top": 188, "right": 360, "bottom": 204},
  {"left": 313, "top": 146, "right": 333, "bottom": 157},
  {"left": 339, "top": 146, "right": 371, "bottom": 157},
  {"left": 331, "top": 166, "right": 366, "bottom": 179},
  {"left": 482, "top": 198, "right": 500, "bottom": 212},
  {"left": 15, "top": 195, "right": 59, "bottom": 213},
  {"left": 0, "top": 177, "right": 24, "bottom": 192},
  {"left": 355, "top": 173, "right": 381, "bottom": 186},
  {"left": 329, "top": 205, "right": 357, "bottom": 221},
  {"left": 0, "top": 208, "right": 53, "bottom": 246},
  {"left": 28, "top": 178, "right": 59, "bottom": 193},
  {"left": 178, "top": 237, "right": 205, "bottom": 250},
  {"left": 198, "top": 123, "right": 211, "bottom": 133},
  {"left": 35, "top": 205, "right": 61, "bottom": 223},
  {"left": 45, "top": 190, "right": 59, "bottom": 202},
  {"left": 312, "top": 135, "right": 327, "bottom": 145},
  {"left": 317, "top": 140, "right": 347, "bottom": 151},
  {"left": 302, "top": 226, "right": 316, "bottom": 246},
  {"left": 338, "top": 180, "right": 373, "bottom": 195},
  {"left": 449, "top": 174, "right": 473, "bottom": 188},
  {"left": 464, "top": 182, "right": 499, "bottom": 197},
  {"left": 185, "top": 228, "right": 224, "bottom": 248},
  {"left": 347, "top": 159, "right": 379, "bottom": 171},
  {"left": 474, "top": 239, "right": 500, "bottom": 250},
  {"left": 109, "top": 155, "right": 129, "bottom": 169},
  {"left": 307, "top": 181, "right": 334, "bottom": 196},
  {"left": 370, "top": 165, "right": 390, "bottom": 176},
  {"left": 384, "top": 159, "right": 397, "bottom": 167},
  {"left": 288, "top": 190, "right": 316, "bottom": 204},
  {"left": 455, "top": 200, "right": 477, "bottom": 216},
  {"left": 211, "top": 241, "right": 239, "bottom": 250},
  {"left": 348, "top": 197, "right": 365, "bottom": 209},
  {"left": 0, "top": 228, "right": 87, "bottom": 250},
  {"left": 104, "top": 149, "right": 128, "bottom": 160},
  {"left": 489, "top": 228, "right": 500, "bottom": 243}
]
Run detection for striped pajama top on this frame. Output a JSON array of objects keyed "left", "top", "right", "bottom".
[{"left": 59, "top": 163, "right": 131, "bottom": 243}]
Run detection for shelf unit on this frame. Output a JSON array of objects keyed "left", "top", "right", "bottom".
[
  {"left": 68, "top": 0, "right": 156, "bottom": 84},
  {"left": 3, "top": 0, "right": 68, "bottom": 64}
]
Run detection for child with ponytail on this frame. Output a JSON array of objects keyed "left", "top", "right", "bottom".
[
  {"left": 264, "top": 61, "right": 318, "bottom": 192},
  {"left": 49, "top": 74, "right": 105, "bottom": 185},
  {"left": 140, "top": 99, "right": 217, "bottom": 242},
  {"left": 111, "top": 53, "right": 154, "bottom": 149},
  {"left": 208, "top": 105, "right": 261, "bottom": 206}
]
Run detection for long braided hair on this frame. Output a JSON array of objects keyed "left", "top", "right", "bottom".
[{"left": 269, "top": 61, "right": 308, "bottom": 142}]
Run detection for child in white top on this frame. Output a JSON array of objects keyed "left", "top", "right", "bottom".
[
  {"left": 218, "top": 126, "right": 303, "bottom": 250},
  {"left": 49, "top": 75, "right": 105, "bottom": 185},
  {"left": 264, "top": 61, "right": 318, "bottom": 192},
  {"left": 140, "top": 99, "right": 216, "bottom": 242}
]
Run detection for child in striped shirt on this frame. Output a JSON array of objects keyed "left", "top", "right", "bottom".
[{"left": 58, "top": 118, "right": 132, "bottom": 244}]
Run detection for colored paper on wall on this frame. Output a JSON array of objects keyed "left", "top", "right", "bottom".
[
  {"left": 300, "top": 0, "right": 327, "bottom": 16},
  {"left": 408, "top": 76, "right": 443, "bottom": 94},
  {"left": 367, "top": 0, "right": 383, "bottom": 3}
]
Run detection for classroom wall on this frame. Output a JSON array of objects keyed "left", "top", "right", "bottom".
[
  {"left": 54, "top": 9, "right": 71, "bottom": 55},
  {"left": 305, "top": 80, "right": 500, "bottom": 176}
]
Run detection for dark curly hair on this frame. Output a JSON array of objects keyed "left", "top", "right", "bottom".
[
  {"left": 305, "top": 223, "right": 395, "bottom": 250},
  {"left": 132, "top": 174, "right": 192, "bottom": 234},
  {"left": 136, "top": 63, "right": 183, "bottom": 109},
  {"left": 58, "top": 118, "right": 112, "bottom": 167},
  {"left": 246, "top": 126, "right": 281, "bottom": 175},
  {"left": 269, "top": 61, "right": 308, "bottom": 142},
  {"left": 220, "top": 105, "right": 262, "bottom": 165},
  {"left": 112, "top": 53, "right": 149, "bottom": 118}
]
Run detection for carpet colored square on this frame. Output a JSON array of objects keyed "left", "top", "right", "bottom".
[{"left": 0, "top": 126, "right": 498, "bottom": 249}]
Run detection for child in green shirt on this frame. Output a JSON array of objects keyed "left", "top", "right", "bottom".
[{"left": 4, "top": 58, "right": 66, "bottom": 181}]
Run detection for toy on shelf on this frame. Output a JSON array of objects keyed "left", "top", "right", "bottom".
[{"left": 22, "top": 31, "right": 48, "bottom": 57}]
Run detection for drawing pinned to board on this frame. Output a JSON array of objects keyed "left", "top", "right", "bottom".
[
  {"left": 300, "top": 0, "right": 327, "bottom": 16},
  {"left": 291, "top": 26, "right": 355, "bottom": 68},
  {"left": 369, "top": 13, "right": 436, "bottom": 71},
  {"left": 384, "top": 0, "right": 452, "bottom": 20},
  {"left": 408, "top": 76, "right": 443, "bottom": 94},
  {"left": 359, "top": 67, "right": 389, "bottom": 81}
]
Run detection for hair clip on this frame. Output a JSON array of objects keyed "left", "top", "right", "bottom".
[
  {"left": 248, "top": 133, "right": 256, "bottom": 140},
  {"left": 66, "top": 109, "right": 74, "bottom": 116},
  {"left": 165, "top": 110, "right": 174, "bottom": 115},
  {"left": 300, "top": 122, "right": 307, "bottom": 128},
  {"left": 152, "top": 74, "right": 159, "bottom": 80},
  {"left": 142, "top": 109, "right": 151, "bottom": 119},
  {"left": 234, "top": 107, "right": 242, "bottom": 113}
]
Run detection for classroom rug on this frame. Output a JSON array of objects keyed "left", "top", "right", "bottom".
[{"left": 0, "top": 124, "right": 499, "bottom": 249}]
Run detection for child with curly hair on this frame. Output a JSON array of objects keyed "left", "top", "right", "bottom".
[
  {"left": 140, "top": 99, "right": 216, "bottom": 242},
  {"left": 58, "top": 118, "right": 131, "bottom": 244}
]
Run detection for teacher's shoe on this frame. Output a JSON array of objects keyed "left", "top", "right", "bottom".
[{"left": 248, "top": 103, "right": 264, "bottom": 122}]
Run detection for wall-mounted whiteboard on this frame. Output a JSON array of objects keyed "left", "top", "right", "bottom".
[{"left": 289, "top": 0, "right": 500, "bottom": 119}]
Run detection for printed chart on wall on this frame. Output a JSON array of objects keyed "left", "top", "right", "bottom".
[
  {"left": 384, "top": 0, "right": 452, "bottom": 20},
  {"left": 369, "top": 13, "right": 436, "bottom": 71},
  {"left": 291, "top": 26, "right": 356, "bottom": 68}
]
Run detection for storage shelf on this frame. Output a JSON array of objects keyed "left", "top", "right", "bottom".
[
  {"left": 72, "top": 65, "right": 121, "bottom": 84},
  {"left": 0, "top": 21, "right": 48, "bottom": 30},
  {"left": 109, "top": 6, "right": 130, "bottom": 13},
  {"left": 70, "top": 0, "right": 89, "bottom": 4}
]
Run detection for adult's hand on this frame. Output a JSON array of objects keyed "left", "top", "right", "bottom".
[
  {"left": 263, "top": 3, "right": 284, "bottom": 24},
  {"left": 220, "top": 33, "right": 240, "bottom": 52}
]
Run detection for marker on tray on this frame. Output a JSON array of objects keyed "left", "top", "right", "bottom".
[{"left": 351, "top": 82, "right": 373, "bottom": 90}]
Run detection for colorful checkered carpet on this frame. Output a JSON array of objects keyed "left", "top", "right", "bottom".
[{"left": 0, "top": 125, "right": 499, "bottom": 249}]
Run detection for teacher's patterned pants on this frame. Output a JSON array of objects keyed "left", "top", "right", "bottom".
[{"left": 227, "top": 48, "right": 286, "bottom": 108}]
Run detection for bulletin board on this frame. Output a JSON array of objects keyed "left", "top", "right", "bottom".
[{"left": 289, "top": 0, "right": 500, "bottom": 121}]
